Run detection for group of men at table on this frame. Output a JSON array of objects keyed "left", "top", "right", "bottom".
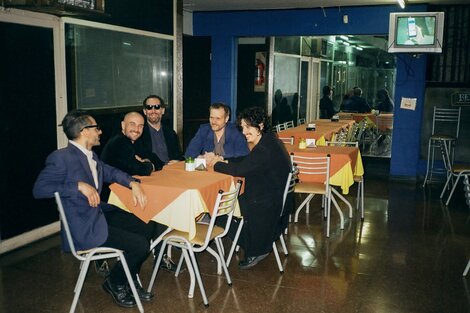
[{"left": 33, "top": 96, "right": 254, "bottom": 308}]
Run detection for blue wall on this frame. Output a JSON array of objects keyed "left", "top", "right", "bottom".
[{"left": 193, "top": 5, "right": 428, "bottom": 177}]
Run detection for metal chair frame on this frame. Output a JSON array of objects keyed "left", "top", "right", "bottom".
[
  {"left": 148, "top": 182, "right": 242, "bottom": 306},
  {"left": 54, "top": 192, "right": 144, "bottom": 313},
  {"left": 423, "top": 107, "right": 461, "bottom": 186}
]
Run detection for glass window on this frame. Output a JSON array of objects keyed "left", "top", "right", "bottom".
[{"left": 66, "top": 24, "right": 173, "bottom": 110}]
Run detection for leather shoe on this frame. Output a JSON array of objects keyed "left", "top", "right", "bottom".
[
  {"left": 129, "top": 280, "right": 154, "bottom": 301},
  {"left": 239, "top": 253, "right": 270, "bottom": 270},
  {"left": 102, "top": 279, "right": 136, "bottom": 308}
]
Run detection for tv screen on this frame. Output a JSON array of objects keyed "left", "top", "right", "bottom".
[{"left": 388, "top": 12, "right": 444, "bottom": 53}]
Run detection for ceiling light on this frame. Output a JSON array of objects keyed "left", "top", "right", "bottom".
[
  {"left": 343, "top": 41, "right": 350, "bottom": 46},
  {"left": 397, "top": 0, "right": 405, "bottom": 9},
  {"left": 340, "top": 35, "right": 349, "bottom": 41},
  {"left": 356, "top": 46, "right": 363, "bottom": 51}
]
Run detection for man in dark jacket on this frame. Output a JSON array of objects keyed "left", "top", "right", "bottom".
[
  {"left": 345, "top": 87, "right": 371, "bottom": 113},
  {"left": 319, "top": 85, "right": 337, "bottom": 119},
  {"left": 140, "top": 95, "right": 184, "bottom": 164}
]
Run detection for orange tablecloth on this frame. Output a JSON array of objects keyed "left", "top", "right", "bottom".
[
  {"left": 109, "top": 161, "right": 234, "bottom": 226},
  {"left": 278, "top": 119, "right": 355, "bottom": 146},
  {"left": 285, "top": 145, "right": 364, "bottom": 194}
]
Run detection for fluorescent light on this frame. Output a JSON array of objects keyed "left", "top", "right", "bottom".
[
  {"left": 397, "top": 0, "right": 405, "bottom": 9},
  {"left": 356, "top": 46, "right": 363, "bottom": 51},
  {"left": 343, "top": 41, "right": 350, "bottom": 46},
  {"left": 340, "top": 35, "right": 349, "bottom": 41}
]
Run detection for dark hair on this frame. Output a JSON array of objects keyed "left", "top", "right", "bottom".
[
  {"left": 143, "top": 95, "right": 166, "bottom": 108},
  {"left": 60, "top": 110, "right": 92, "bottom": 140},
  {"left": 209, "top": 102, "right": 230, "bottom": 117},
  {"left": 353, "top": 87, "right": 362, "bottom": 96},
  {"left": 322, "top": 85, "right": 332, "bottom": 96},
  {"left": 238, "top": 107, "right": 270, "bottom": 134}
]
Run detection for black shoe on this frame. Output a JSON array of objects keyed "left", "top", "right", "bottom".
[
  {"left": 129, "top": 280, "right": 154, "bottom": 302},
  {"left": 239, "top": 253, "right": 270, "bottom": 270},
  {"left": 102, "top": 279, "right": 136, "bottom": 308}
]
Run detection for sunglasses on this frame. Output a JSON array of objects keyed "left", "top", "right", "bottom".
[
  {"left": 80, "top": 124, "right": 101, "bottom": 132},
  {"left": 145, "top": 104, "right": 162, "bottom": 110}
]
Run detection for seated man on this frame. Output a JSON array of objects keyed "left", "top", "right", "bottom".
[
  {"left": 33, "top": 110, "right": 153, "bottom": 308},
  {"left": 101, "top": 111, "right": 177, "bottom": 273},
  {"left": 345, "top": 87, "right": 371, "bottom": 113},
  {"left": 185, "top": 102, "right": 249, "bottom": 159},
  {"left": 140, "top": 95, "right": 184, "bottom": 164}
]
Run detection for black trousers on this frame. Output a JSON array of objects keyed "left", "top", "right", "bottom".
[{"left": 101, "top": 209, "right": 167, "bottom": 284}]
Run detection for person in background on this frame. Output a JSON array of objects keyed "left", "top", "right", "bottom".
[
  {"left": 185, "top": 102, "right": 249, "bottom": 160},
  {"left": 208, "top": 107, "right": 291, "bottom": 269},
  {"left": 345, "top": 87, "right": 371, "bottom": 113},
  {"left": 140, "top": 95, "right": 184, "bottom": 165},
  {"left": 341, "top": 88, "right": 355, "bottom": 111},
  {"left": 33, "top": 110, "right": 152, "bottom": 308},
  {"left": 319, "top": 85, "right": 337, "bottom": 119},
  {"left": 375, "top": 89, "right": 394, "bottom": 113},
  {"left": 101, "top": 112, "right": 177, "bottom": 273}
]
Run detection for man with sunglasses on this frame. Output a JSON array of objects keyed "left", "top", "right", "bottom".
[
  {"left": 33, "top": 110, "right": 153, "bottom": 308},
  {"left": 140, "top": 95, "right": 184, "bottom": 164}
]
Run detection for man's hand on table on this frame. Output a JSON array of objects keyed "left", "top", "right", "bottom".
[
  {"left": 130, "top": 181, "right": 147, "bottom": 209},
  {"left": 78, "top": 181, "right": 100, "bottom": 207}
]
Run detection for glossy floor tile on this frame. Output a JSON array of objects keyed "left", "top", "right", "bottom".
[{"left": 1, "top": 158, "right": 470, "bottom": 313}]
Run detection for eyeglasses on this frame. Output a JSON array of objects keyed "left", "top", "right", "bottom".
[
  {"left": 80, "top": 124, "right": 101, "bottom": 132},
  {"left": 145, "top": 104, "right": 161, "bottom": 110}
]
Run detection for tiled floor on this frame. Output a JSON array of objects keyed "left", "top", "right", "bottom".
[{"left": 1, "top": 158, "right": 470, "bottom": 313}]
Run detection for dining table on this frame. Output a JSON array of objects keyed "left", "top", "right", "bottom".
[
  {"left": 278, "top": 119, "right": 355, "bottom": 146},
  {"left": 108, "top": 161, "right": 239, "bottom": 241}
]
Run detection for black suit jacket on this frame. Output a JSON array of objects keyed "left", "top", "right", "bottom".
[
  {"left": 214, "top": 132, "right": 291, "bottom": 256},
  {"left": 140, "top": 121, "right": 184, "bottom": 162}
]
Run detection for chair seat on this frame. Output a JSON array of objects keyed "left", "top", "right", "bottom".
[
  {"left": 430, "top": 135, "right": 456, "bottom": 141},
  {"left": 451, "top": 164, "right": 470, "bottom": 173},
  {"left": 164, "top": 224, "right": 225, "bottom": 246},
  {"left": 294, "top": 182, "right": 327, "bottom": 194}
]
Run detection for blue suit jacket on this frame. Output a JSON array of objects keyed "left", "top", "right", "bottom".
[
  {"left": 33, "top": 144, "right": 136, "bottom": 251},
  {"left": 184, "top": 123, "right": 249, "bottom": 159}
]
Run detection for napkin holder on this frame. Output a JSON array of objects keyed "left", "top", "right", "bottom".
[
  {"left": 306, "top": 123, "right": 316, "bottom": 131},
  {"left": 306, "top": 138, "right": 316, "bottom": 148},
  {"left": 195, "top": 158, "right": 207, "bottom": 171},
  {"left": 331, "top": 114, "right": 339, "bottom": 122}
]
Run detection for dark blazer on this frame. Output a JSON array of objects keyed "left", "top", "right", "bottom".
[
  {"left": 320, "top": 96, "right": 337, "bottom": 119},
  {"left": 185, "top": 123, "right": 250, "bottom": 159},
  {"left": 214, "top": 132, "right": 291, "bottom": 256},
  {"left": 345, "top": 96, "right": 371, "bottom": 113},
  {"left": 140, "top": 122, "right": 184, "bottom": 162},
  {"left": 101, "top": 132, "right": 164, "bottom": 176},
  {"left": 33, "top": 144, "right": 136, "bottom": 251}
]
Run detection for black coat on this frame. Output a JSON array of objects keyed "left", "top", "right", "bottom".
[
  {"left": 140, "top": 121, "right": 184, "bottom": 162},
  {"left": 214, "top": 132, "right": 291, "bottom": 256}
]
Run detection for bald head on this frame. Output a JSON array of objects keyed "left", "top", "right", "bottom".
[{"left": 121, "top": 112, "right": 145, "bottom": 143}]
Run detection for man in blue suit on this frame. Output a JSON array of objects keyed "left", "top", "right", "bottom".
[
  {"left": 33, "top": 110, "right": 153, "bottom": 308},
  {"left": 185, "top": 102, "right": 249, "bottom": 160}
]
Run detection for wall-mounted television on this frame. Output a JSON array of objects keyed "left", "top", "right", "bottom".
[{"left": 387, "top": 12, "right": 444, "bottom": 53}]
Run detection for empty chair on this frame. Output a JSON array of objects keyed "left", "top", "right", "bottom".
[
  {"left": 423, "top": 107, "right": 461, "bottom": 186},
  {"left": 148, "top": 182, "right": 242, "bottom": 306},
  {"left": 54, "top": 192, "right": 144, "bottom": 313},
  {"left": 325, "top": 141, "right": 364, "bottom": 220},
  {"left": 278, "top": 136, "right": 294, "bottom": 145},
  {"left": 298, "top": 118, "right": 306, "bottom": 125},
  {"left": 369, "top": 114, "right": 393, "bottom": 155},
  {"left": 438, "top": 139, "right": 470, "bottom": 206},
  {"left": 274, "top": 122, "right": 288, "bottom": 132},
  {"left": 291, "top": 154, "right": 345, "bottom": 237},
  {"left": 285, "top": 120, "right": 295, "bottom": 129}
]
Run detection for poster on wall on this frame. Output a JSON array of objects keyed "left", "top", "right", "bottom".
[{"left": 254, "top": 52, "right": 266, "bottom": 92}]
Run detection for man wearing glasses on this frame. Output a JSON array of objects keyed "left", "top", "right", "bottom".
[
  {"left": 33, "top": 110, "right": 153, "bottom": 308},
  {"left": 140, "top": 95, "right": 184, "bottom": 164}
]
